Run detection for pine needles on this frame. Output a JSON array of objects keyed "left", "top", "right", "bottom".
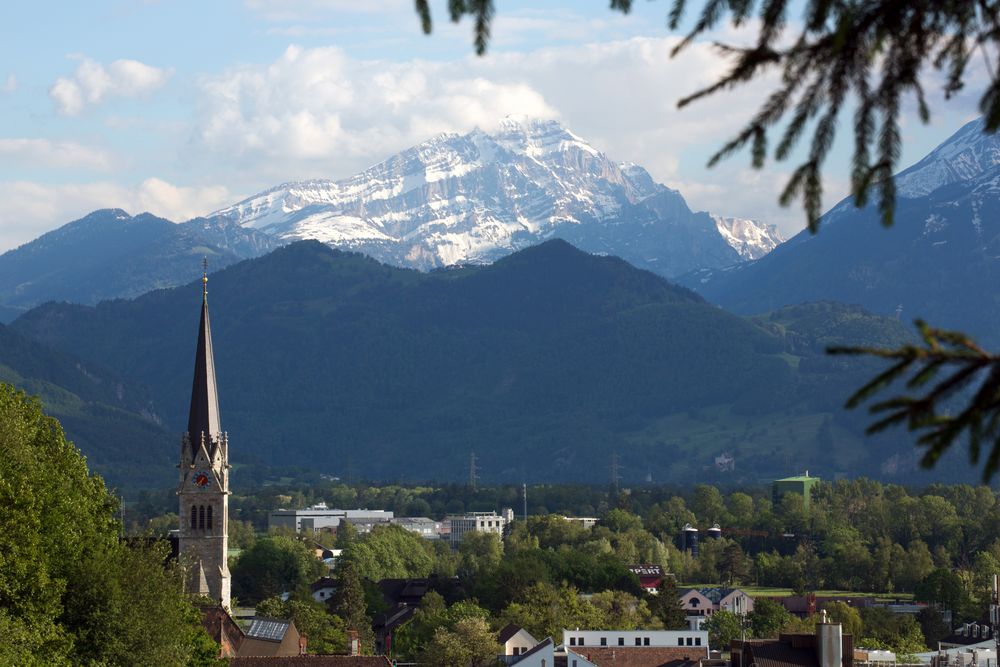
[{"left": 829, "top": 323, "right": 1000, "bottom": 482}]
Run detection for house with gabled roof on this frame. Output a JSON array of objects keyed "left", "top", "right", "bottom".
[
  {"left": 678, "top": 588, "right": 753, "bottom": 616},
  {"left": 498, "top": 623, "right": 540, "bottom": 660}
]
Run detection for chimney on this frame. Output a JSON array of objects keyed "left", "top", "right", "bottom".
[
  {"left": 347, "top": 629, "right": 360, "bottom": 656},
  {"left": 816, "top": 612, "right": 843, "bottom": 667}
]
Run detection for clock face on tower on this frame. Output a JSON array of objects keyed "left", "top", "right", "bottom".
[{"left": 192, "top": 470, "right": 211, "bottom": 488}]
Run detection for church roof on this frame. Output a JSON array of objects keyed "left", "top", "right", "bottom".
[{"left": 187, "top": 269, "right": 221, "bottom": 449}]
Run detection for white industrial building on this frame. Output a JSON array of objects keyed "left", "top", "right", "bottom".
[
  {"left": 268, "top": 503, "right": 393, "bottom": 533},
  {"left": 562, "top": 629, "right": 709, "bottom": 650},
  {"left": 447, "top": 509, "right": 513, "bottom": 548}
]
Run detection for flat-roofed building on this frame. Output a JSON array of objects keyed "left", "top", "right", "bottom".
[
  {"left": 268, "top": 503, "right": 393, "bottom": 533},
  {"left": 447, "top": 511, "right": 509, "bottom": 548}
]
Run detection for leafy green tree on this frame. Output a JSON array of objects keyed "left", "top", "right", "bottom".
[
  {"left": 916, "top": 607, "right": 951, "bottom": 647},
  {"left": 722, "top": 542, "right": 749, "bottom": 586},
  {"left": 749, "top": 598, "right": 792, "bottom": 639},
  {"left": 231, "top": 535, "right": 324, "bottom": 604},
  {"left": 420, "top": 617, "right": 501, "bottom": 667},
  {"left": 335, "top": 520, "right": 357, "bottom": 549},
  {"left": 821, "top": 601, "right": 863, "bottom": 640},
  {"left": 590, "top": 590, "right": 662, "bottom": 630},
  {"left": 345, "top": 524, "right": 435, "bottom": 581},
  {"left": 0, "top": 384, "right": 222, "bottom": 666},
  {"left": 601, "top": 508, "right": 644, "bottom": 533},
  {"left": 650, "top": 578, "right": 688, "bottom": 630},
  {"left": 914, "top": 568, "right": 967, "bottom": 613},
  {"left": 330, "top": 559, "right": 374, "bottom": 653},
  {"left": 501, "top": 582, "right": 604, "bottom": 641},
  {"left": 704, "top": 610, "right": 744, "bottom": 649},
  {"left": 458, "top": 531, "right": 504, "bottom": 580}
]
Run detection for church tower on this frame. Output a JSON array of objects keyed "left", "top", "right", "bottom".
[{"left": 178, "top": 262, "right": 231, "bottom": 609}]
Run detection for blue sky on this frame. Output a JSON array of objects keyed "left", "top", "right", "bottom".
[{"left": 0, "top": 0, "right": 985, "bottom": 251}]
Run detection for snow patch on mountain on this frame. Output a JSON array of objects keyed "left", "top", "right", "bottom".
[
  {"left": 210, "top": 116, "right": 778, "bottom": 276},
  {"left": 712, "top": 215, "right": 785, "bottom": 260},
  {"left": 896, "top": 118, "right": 1000, "bottom": 198}
]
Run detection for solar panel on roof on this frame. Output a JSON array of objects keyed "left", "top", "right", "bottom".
[{"left": 246, "top": 618, "right": 289, "bottom": 642}]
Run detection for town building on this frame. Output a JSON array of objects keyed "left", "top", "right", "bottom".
[
  {"left": 390, "top": 516, "right": 443, "bottom": 538},
  {"left": 561, "top": 516, "right": 600, "bottom": 529},
  {"left": 679, "top": 588, "right": 754, "bottom": 616},
  {"left": 310, "top": 577, "right": 336, "bottom": 603},
  {"left": 178, "top": 266, "right": 232, "bottom": 609},
  {"left": 773, "top": 472, "right": 821, "bottom": 511},
  {"left": 268, "top": 504, "right": 394, "bottom": 533},
  {"left": 629, "top": 564, "right": 667, "bottom": 594},
  {"left": 237, "top": 618, "right": 307, "bottom": 657},
  {"left": 563, "top": 629, "right": 709, "bottom": 667},
  {"left": 498, "top": 623, "right": 540, "bottom": 660},
  {"left": 447, "top": 510, "right": 511, "bottom": 548}
]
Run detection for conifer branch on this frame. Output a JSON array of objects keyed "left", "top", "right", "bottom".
[{"left": 829, "top": 322, "right": 1000, "bottom": 482}]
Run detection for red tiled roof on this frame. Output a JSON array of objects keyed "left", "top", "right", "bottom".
[
  {"left": 230, "top": 657, "right": 391, "bottom": 667},
  {"left": 568, "top": 646, "right": 708, "bottom": 667}
]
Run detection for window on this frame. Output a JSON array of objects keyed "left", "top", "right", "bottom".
[
  {"left": 600, "top": 637, "right": 607, "bottom": 646},
  {"left": 198, "top": 505, "right": 205, "bottom": 529},
  {"left": 696, "top": 638, "right": 702, "bottom": 646},
  {"left": 207, "top": 505, "right": 213, "bottom": 529},
  {"left": 644, "top": 637, "right": 650, "bottom": 646},
  {"left": 686, "top": 637, "right": 693, "bottom": 646},
  {"left": 190, "top": 505, "right": 197, "bottom": 529},
  {"left": 636, "top": 638, "right": 642, "bottom": 646},
  {"left": 579, "top": 638, "right": 585, "bottom": 647},
  {"left": 618, "top": 638, "right": 625, "bottom": 646},
  {"left": 569, "top": 638, "right": 576, "bottom": 646},
  {"left": 691, "top": 599, "right": 700, "bottom": 606},
  {"left": 678, "top": 639, "right": 684, "bottom": 646}
]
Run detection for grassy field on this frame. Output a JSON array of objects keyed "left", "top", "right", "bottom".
[{"left": 679, "top": 584, "right": 914, "bottom": 603}]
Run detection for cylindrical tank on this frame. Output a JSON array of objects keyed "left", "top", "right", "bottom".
[
  {"left": 707, "top": 524, "right": 722, "bottom": 540},
  {"left": 682, "top": 523, "right": 700, "bottom": 557},
  {"left": 817, "top": 619, "right": 843, "bottom": 667}
]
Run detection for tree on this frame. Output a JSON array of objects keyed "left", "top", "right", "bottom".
[
  {"left": 916, "top": 607, "right": 951, "bottom": 647},
  {"left": 722, "top": 542, "right": 749, "bottom": 586},
  {"left": 420, "top": 617, "right": 501, "bottom": 667},
  {"left": 749, "top": 598, "right": 792, "bottom": 639},
  {"left": 231, "top": 535, "right": 324, "bottom": 604},
  {"left": 704, "top": 610, "right": 744, "bottom": 649},
  {"left": 500, "top": 582, "right": 604, "bottom": 641},
  {"left": 345, "top": 524, "right": 435, "bottom": 581},
  {"left": 0, "top": 384, "right": 221, "bottom": 666},
  {"left": 821, "top": 601, "right": 863, "bottom": 640},
  {"left": 650, "top": 578, "right": 688, "bottom": 630},
  {"left": 914, "top": 568, "right": 967, "bottom": 613},
  {"left": 330, "top": 559, "right": 374, "bottom": 653}
]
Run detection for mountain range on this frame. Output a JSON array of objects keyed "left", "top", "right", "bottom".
[
  {"left": 0, "top": 117, "right": 779, "bottom": 320},
  {"left": 680, "top": 118, "right": 1000, "bottom": 345},
  {"left": 210, "top": 116, "right": 783, "bottom": 276},
  {"left": 10, "top": 239, "right": 935, "bottom": 487},
  {"left": 0, "top": 209, "right": 277, "bottom": 320}
]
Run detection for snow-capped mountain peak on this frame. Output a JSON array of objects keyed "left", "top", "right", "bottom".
[
  {"left": 895, "top": 118, "right": 1000, "bottom": 198},
  {"left": 210, "top": 117, "right": 781, "bottom": 276},
  {"left": 712, "top": 215, "right": 785, "bottom": 260}
]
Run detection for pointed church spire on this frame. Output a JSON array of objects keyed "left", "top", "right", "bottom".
[{"left": 187, "top": 259, "right": 221, "bottom": 454}]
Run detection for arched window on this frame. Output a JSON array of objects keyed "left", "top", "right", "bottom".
[
  {"left": 207, "top": 505, "right": 213, "bottom": 530},
  {"left": 199, "top": 505, "right": 206, "bottom": 530},
  {"left": 190, "top": 505, "right": 197, "bottom": 529}
]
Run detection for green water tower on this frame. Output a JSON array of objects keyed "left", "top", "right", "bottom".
[{"left": 772, "top": 471, "right": 820, "bottom": 511}]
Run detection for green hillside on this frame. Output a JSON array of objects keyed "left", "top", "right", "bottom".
[
  {"left": 0, "top": 323, "right": 174, "bottom": 488},
  {"left": 11, "top": 240, "right": 927, "bottom": 485}
]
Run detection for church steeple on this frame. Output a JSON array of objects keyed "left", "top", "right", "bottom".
[
  {"left": 187, "top": 259, "right": 221, "bottom": 457},
  {"left": 178, "top": 259, "right": 231, "bottom": 611}
]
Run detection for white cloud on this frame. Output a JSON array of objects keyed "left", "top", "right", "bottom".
[
  {"left": 192, "top": 37, "right": 791, "bottom": 224},
  {"left": 0, "top": 139, "right": 112, "bottom": 171},
  {"left": 0, "top": 179, "right": 233, "bottom": 251},
  {"left": 49, "top": 56, "right": 171, "bottom": 115}
]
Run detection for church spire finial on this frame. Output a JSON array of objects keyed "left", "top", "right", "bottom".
[
  {"left": 187, "top": 261, "right": 221, "bottom": 453},
  {"left": 202, "top": 257, "right": 208, "bottom": 303}
]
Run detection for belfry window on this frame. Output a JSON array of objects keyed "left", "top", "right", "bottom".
[
  {"left": 199, "top": 505, "right": 206, "bottom": 530},
  {"left": 190, "top": 505, "right": 197, "bottom": 529},
  {"left": 207, "top": 505, "right": 213, "bottom": 529}
]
